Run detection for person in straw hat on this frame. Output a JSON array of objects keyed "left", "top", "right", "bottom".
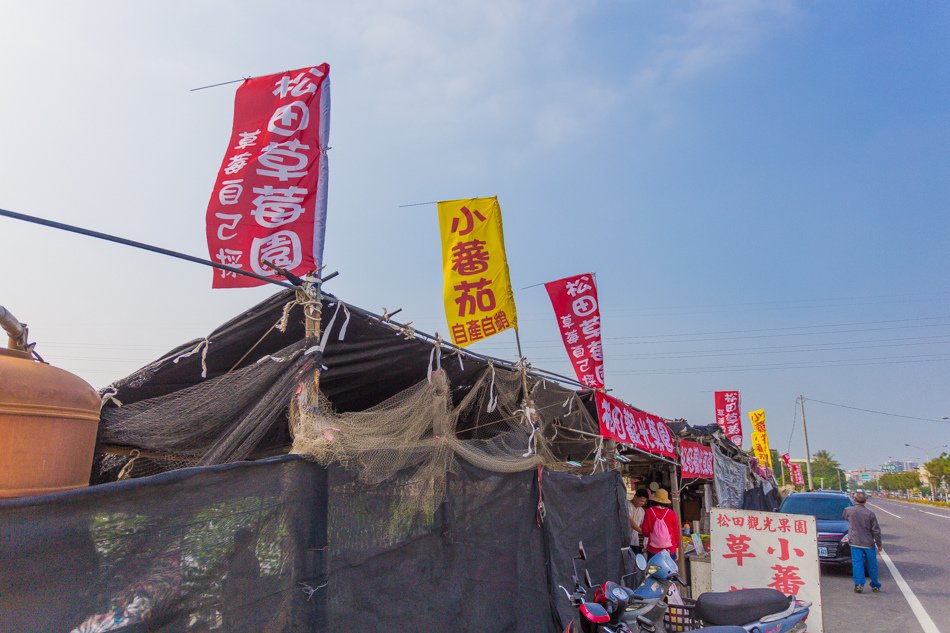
[{"left": 639, "top": 488, "right": 681, "bottom": 559}]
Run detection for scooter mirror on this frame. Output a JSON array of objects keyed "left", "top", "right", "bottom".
[
  {"left": 584, "top": 569, "right": 593, "bottom": 589},
  {"left": 577, "top": 541, "right": 587, "bottom": 561},
  {"left": 635, "top": 553, "right": 647, "bottom": 571}
]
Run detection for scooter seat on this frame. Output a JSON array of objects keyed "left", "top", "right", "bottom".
[{"left": 695, "top": 588, "right": 790, "bottom": 626}]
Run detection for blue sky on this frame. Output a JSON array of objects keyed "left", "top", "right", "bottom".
[{"left": 2, "top": 1, "right": 948, "bottom": 470}]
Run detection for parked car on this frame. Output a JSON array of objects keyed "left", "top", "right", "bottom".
[{"left": 779, "top": 491, "right": 854, "bottom": 565}]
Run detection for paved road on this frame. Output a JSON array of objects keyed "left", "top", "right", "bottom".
[{"left": 821, "top": 497, "right": 948, "bottom": 633}]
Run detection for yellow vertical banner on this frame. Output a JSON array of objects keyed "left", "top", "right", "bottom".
[
  {"left": 748, "top": 409, "right": 773, "bottom": 468},
  {"left": 438, "top": 197, "right": 518, "bottom": 347}
]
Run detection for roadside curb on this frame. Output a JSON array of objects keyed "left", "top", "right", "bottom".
[{"left": 881, "top": 498, "right": 950, "bottom": 512}]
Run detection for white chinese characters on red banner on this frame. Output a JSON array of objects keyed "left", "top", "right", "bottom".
[
  {"left": 791, "top": 463, "right": 805, "bottom": 486},
  {"left": 711, "top": 508, "right": 823, "bottom": 633},
  {"left": 679, "top": 440, "right": 714, "bottom": 478},
  {"left": 544, "top": 273, "right": 604, "bottom": 388},
  {"left": 714, "top": 390, "right": 742, "bottom": 446},
  {"left": 595, "top": 392, "right": 675, "bottom": 458},
  {"left": 205, "top": 64, "right": 330, "bottom": 288}
]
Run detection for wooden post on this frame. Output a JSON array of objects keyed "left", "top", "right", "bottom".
[
  {"left": 670, "top": 455, "right": 687, "bottom": 584},
  {"left": 304, "top": 281, "right": 323, "bottom": 391}
]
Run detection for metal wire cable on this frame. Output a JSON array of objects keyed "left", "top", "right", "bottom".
[{"left": 802, "top": 397, "right": 950, "bottom": 424}]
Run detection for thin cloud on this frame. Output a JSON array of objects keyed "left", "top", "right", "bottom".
[{"left": 634, "top": 0, "right": 799, "bottom": 90}]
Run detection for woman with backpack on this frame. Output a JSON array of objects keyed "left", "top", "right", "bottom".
[{"left": 639, "top": 488, "right": 680, "bottom": 560}]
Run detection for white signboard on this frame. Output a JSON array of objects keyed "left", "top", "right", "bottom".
[{"left": 711, "top": 508, "right": 823, "bottom": 633}]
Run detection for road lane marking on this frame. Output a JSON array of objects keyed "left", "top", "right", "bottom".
[
  {"left": 869, "top": 503, "right": 901, "bottom": 519},
  {"left": 880, "top": 550, "right": 942, "bottom": 633},
  {"left": 920, "top": 510, "right": 950, "bottom": 519}
]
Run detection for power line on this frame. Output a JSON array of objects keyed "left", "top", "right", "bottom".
[
  {"left": 525, "top": 335, "right": 950, "bottom": 362},
  {"left": 475, "top": 316, "right": 950, "bottom": 350},
  {"left": 594, "top": 291, "right": 950, "bottom": 315},
  {"left": 802, "top": 397, "right": 949, "bottom": 424},
  {"left": 610, "top": 356, "right": 950, "bottom": 375}
]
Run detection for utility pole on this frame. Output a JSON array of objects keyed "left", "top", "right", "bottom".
[{"left": 800, "top": 395, "right": 814, "bottom": 490}]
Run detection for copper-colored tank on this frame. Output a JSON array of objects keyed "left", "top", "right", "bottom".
[{"left": 0, "top": 306, "right": 101, "bottom": 498}]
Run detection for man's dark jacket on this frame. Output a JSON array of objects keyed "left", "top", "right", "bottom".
[{"left": 843, "top": 504, "right": 882, "bottom": 548}]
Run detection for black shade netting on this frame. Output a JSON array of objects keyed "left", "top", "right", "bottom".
[
  {"left": 323, "top": 462, "right": 631, "bottom": 632},
  {"left": 98, "top": 340, "right": 318, "bottom": 470},
  {"left": 0, "top": 456, "right": 327, "bottom": 633}
]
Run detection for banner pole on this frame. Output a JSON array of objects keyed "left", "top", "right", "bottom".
[
  {"left": 0, "top": 207, "right": 298, "bottom": 289},
  {"left": 514, "top": 327, "right": 524, "bottom": 360}
]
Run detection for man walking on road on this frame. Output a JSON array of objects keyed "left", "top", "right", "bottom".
[{"left": 843, "top": 491, "right": 883, "bottom": 593}]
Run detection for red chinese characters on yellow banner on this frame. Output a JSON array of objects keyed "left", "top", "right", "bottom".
[
  {"left": 748, "top": 408, "right": 773, "bottom": 469},
  {"left": 437, "top": 197, "right": 518, "bottom": 347}
]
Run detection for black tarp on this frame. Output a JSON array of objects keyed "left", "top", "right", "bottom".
[
  {"left": 97, "top": 291, "right": 597, "bottom": 471},
  {"left": 0, "top": 456, "right": 327, "bottom": 633},
  {"left": 1, "top": 457, "right": 630, "bottom": 632},
  {"left": 105, "top": 291, "right": 501, "bottom": 414}
]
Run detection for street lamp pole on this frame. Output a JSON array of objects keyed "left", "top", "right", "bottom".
[{"left": 905, "top": 443, "right": 934, "bottom": 501}]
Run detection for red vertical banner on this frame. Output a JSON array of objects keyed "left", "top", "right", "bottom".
[
  {"left": 680, "top": 440, "right": 714, "bottom": 478},
  {"left": 205, "top": 64, "right": 330, "bottom": 288},
  {"left": 714, "top": 390, "right": 742, "bottom": 446},
  {"left": 791, "top": 463, "right": 805, "bottom": 486},
  {"left": 594, "top": 392, "right": 675, "bottom": 458},
  {"left": 544, "top": 273, "right": 604, "bottom": 388}
]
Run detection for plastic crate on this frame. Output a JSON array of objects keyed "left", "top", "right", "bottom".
[{"left": 663, "top": 598, "right": 703, "bottom": 632}]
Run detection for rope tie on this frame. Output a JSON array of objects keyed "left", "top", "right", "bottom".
[
  {"left": 318, "top": 301, "right": 343, "bottom": 352},
  {"left": 172, "top": 338, "right": 209, "bottom": 378},
  {"left": 277, "top": 285, "right": 322, "bottom": 334},
  {"left": 399, "top": 323, "right": 416, "bottom": 340},
  {"left": 299, "top": 581, "right": 328, "bottom": 600},
  {"left": 100, "top": 387, "right": 123, "bottom": 410},
  {"left": 276, "top": 297, "right": 297, "bottom": 333},
  {"left": 337, "top": 304, "right": 351, "bottom": 341},
  {"left": 520, "top": 404, "right": 539, "bottom": 457},
  {"left": 591, "top": 437, "right": 604, "bottom": 473},
  {"left": 453, "top": 348, "right": 465, "bottom": 371},
  {"left": 486, "top": 362, "right": 498, "bottom": 413},
  {"left": 563, "top": 395, "right": 574, "bottom": 415},
  {"left": 116, "top": 450, "right": 141, "bottom": 481},
  {"left": 536, "top": 465, "right": 546, "bottom": 526},
  {"left": 427, "top": 334, "right": 443, "bottom": 383}
]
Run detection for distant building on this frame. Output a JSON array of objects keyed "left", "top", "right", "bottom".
[
  {"left": 882, "top": 459, "right": 920, "bottom": 473},
  {"left": 847, "top": 468, "right": 883, "bottom": 487},
  {"left": 882, "top": 460, "right": 904, "bottom": 473}
]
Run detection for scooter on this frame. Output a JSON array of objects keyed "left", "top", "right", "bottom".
[
  {"left": 560, "top": 543, "right": 746, "bottom": 633},
  {"left": 617, "top": 550, "right": 811, "bottom": 633}
]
